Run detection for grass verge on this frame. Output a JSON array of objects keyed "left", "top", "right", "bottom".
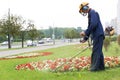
[{"left": 0, "top": 42, "right": 120, "bottom": 80}]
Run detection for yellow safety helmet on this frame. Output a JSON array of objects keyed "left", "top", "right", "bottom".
[{"left": 79, "top": 2, "right": 89, "bottom": 13}]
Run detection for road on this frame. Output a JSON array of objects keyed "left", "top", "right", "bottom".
[{"left": 0, "top": 41, "right": 79, "bottom": 58}]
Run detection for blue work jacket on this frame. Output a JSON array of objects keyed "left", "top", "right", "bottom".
[{"left": 84, "top": 9, "right": 105, "bottom": 40}]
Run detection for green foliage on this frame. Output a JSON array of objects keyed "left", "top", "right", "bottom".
[
  {"left": 117, "top": 35, "right": 120, "bottom": 46},
  {"left": 0, "top": 35, "right": 7, "bottom": 42},
  {"left": 37, "top": 30, "right": 45, "bottom": 39},
  {"left": 64, "top": 28, "right": 79, "bottom": 41},
  {"left": 110, "top": 35, "right": 117, "bottom": 42},
  {"left": 43, "top": 27, "right": 83, "bottom": 39},
  {"left": 104, "top": 37, "right": 111, "bottom": 51},
  {"left": 0, "top": 15, "right": 24, "bottom": 37},
  {"left": 0, "top": 14, "right": 25, "bottom": 48},
  {"left": 44, "top": 26, "right": 53, "bottom": 38},
  {"left": 54, "top": 27, "right": 64, "bottom": 39},
  {"left": 27, "top": 22, "right": 39, "bottom": 41}
]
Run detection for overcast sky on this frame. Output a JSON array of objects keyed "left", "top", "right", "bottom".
[{"left": 0, "top": 0, "right": 118, "bottom": 29}]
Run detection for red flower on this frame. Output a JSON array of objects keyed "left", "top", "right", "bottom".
[
  {"left": 49, "top": 63, "right": 57, "bottom": 70},
  {"left": 41, "top": 52, "right": 53, "bottom": 56},
  {"left": 63, "top": 64, "right": 70, "bottom": 71},
  {"left": 16, "top": 63, "right": 34, "bottom": 70},
  {"left": 15, "top": 56, "right": 120, "bottom": 72}
]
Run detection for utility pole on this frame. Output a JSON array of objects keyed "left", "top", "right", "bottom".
[
  {"left": 52, "top": 23, "right": 55, "bottom": 45},
  {"left": 8, "top": 8, "right": 11, "bottom": 49}
]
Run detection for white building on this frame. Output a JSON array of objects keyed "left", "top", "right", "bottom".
[
  {"left": 110, "top": 18, "right": 117, "bottom": 34},
  {"left": 117, "top": 0, "right": 120, "bottom": 34}
]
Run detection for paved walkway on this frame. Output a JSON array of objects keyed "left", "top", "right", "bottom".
[{"left": 0, "top": 42, "right": 79, "bottom": 58}]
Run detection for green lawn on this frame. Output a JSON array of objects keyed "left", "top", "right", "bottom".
[{"left": 0, "top": 42, "right": 120, "bottom": 80}]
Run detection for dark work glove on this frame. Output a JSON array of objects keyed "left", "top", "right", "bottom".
[{"left": 80, "top": 39, "right": 86, "bottom": 43}]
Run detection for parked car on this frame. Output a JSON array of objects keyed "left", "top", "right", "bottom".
[
  {"left": 1, "top": 41, "right": 8, "bottom": 45},
  {"left": 26, "top": 40, "right": 37, "bottom": 47},
  {"left": 46, "top": 38, "right": 53, "bottom": 42},
  {"left": 38, "top": 40, "right": 44, "bottom": 44}
]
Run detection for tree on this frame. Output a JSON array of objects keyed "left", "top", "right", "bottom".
[
  {"left": 77, "top": 27, "right": 83, "bottom": 38},
  {"left": 42, "top": 27, "right": 83, "bottom": 39},
  {"left": 27, "top": 21, "right": 39, "bottom": 42},
  {"left": 46, "top": 26, "right": 53, "bottom": 38},
  {"left": 38, "top": 30, "right": 45, "bottom": 40},
  {"left": 64, "top": 28, "right": 78, "bottom": 42},
  {"left": 0, "top": 14, "right": 24, "bottom": 49}
]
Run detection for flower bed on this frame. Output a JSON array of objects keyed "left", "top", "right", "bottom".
[
  {"left": 15, "top": 56, "right": 120, "bottom": 72},
  {"left": 0, "top": 52, "right": 53, "bottom": 60}
]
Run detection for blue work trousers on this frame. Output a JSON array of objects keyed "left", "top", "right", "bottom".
[{"left": 90, "top": 36, "right": 105, "bottom": 71}]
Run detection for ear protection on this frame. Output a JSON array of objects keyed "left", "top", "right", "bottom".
[{"left": 82, "top": 6, "right": 89, "bottom": 11}]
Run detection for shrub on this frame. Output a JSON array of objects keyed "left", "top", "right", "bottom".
[
  {"left": 104, "top": 37, "right": 111, "bottom": 51},
  {"left": 117, "top": 35, "right": 120, "bottom": 46},
  {"left": 111, "top": 35, "right": 117, "bottom": 42}
]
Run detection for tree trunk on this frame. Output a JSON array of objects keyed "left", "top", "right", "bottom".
[{"left": 8, "top": 34, "right": 11, "bottom": 49}]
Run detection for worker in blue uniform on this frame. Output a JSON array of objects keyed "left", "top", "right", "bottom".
[{"left": 79, "top": 2, "right": 105, "bottom": 71}]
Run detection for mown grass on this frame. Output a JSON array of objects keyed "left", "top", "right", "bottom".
[{"left": 0, "top": 42, "right": 120, "bottom": 80}]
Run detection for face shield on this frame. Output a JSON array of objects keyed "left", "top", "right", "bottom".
[
  {"left": 79, "top": 5, "right": 89, "bottom": 16},
  {"left": 79, "top": 9, "right": 87, "bottom": 16},
  {"left": 80, "top": 12, "right": 87, "bottom": 16}
]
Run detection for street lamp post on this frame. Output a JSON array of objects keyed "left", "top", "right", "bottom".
[{"left": 52, "top": 27, "right": 55, "bottom": 45}]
